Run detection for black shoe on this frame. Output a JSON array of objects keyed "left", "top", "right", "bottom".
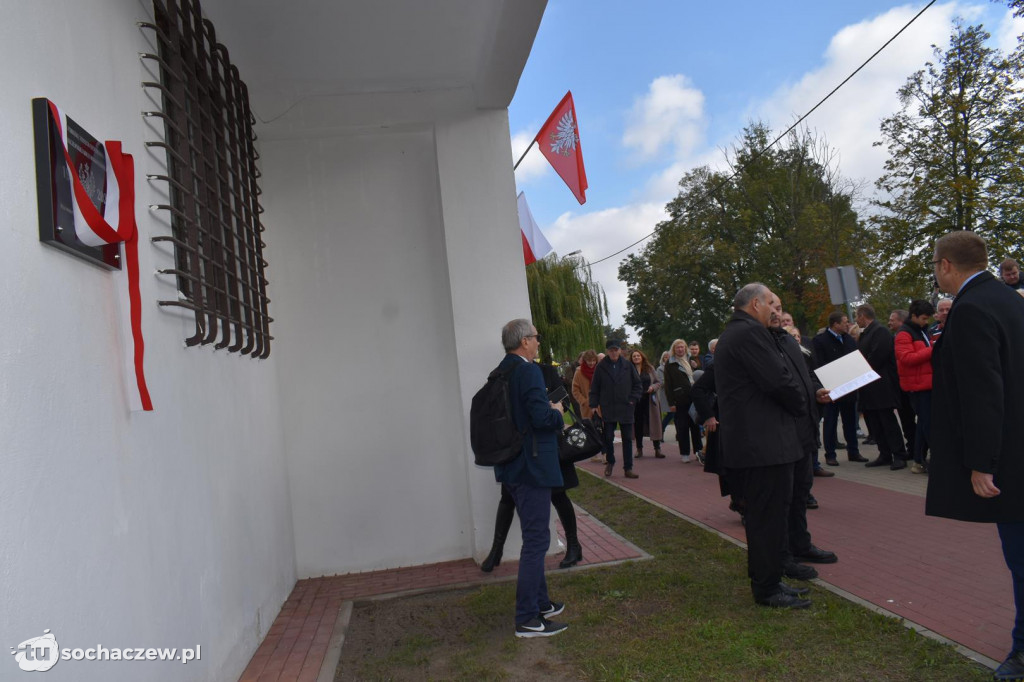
[
  {"left": 836, "top": 442, "right": 847, "bottom": 450},
  {"left": 784, "top": 562, "right": 819, "bottom": 580},
  {"left": 515, "top": 617, "right": 568, "bottom": 638},
  {"left": 777, "top": 582, "right": 810, "bottom": 596},
  {"left": 994, "top": 650, "right": 1024, "bottom": 680},
  {"left": 862, "top": 437, "right": 876, "bottom": 445},
  {"left": 864, "top": 457, "right": 891, "bottom": 468},
  {"left": 794, "top": 545, "right": 838, "bottom": 564},
  {"left": 636, "top": 450, "right": 644, "bottom": 458},
  {"left": 806, "top": 495, "right": 819, "bottom": 509},
  {"left": 848, "top": 454, "right": 869, "bottom": 463},
  {"left": 890, "top": 458, "right": 907, "bottom": 471},
  {"left": 825, "top": 458, "right": 840, "bottom": 466},
  {"left": 755, "top": 592, "right": 812, "bottom": 609},
  {"left": 540, "top": 601, "right": 565, "bottom": 617},
  {"left": 481, "top": 547, "right": 503, "bottom": 573},
  {"left": 559, "top": 543, "right": 583, "bottom": 569}
]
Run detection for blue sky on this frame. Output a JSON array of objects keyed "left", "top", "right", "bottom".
[{"left": 508, "top": 1, "right": 1022, "bottom": 338}]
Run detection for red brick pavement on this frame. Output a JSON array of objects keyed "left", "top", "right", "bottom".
[
  {"left": 238, "top": 506, "right": 644, "bottom": 681},
  {"left": 578, "top": 442, "right": 1013, "bottom": 664}
]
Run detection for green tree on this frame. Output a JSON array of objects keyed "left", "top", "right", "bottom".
[
  {"left": 620, "top": 123, "right": 868, "bottom": 352},
  {"left": 871, "top": 21, "right": 1024, "bottom": 296},
  {"left": 527, "top": 252, "right": 608, "bottom": 363}
]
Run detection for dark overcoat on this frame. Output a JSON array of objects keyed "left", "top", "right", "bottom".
[
  {"left": 772, "top": 328, "right": 821, "bottom": 453},
  {"left": 715, "top": 310, "right": 806, "bottom": 469},
  {"left": 857, "top": 320, "right": 901, "bottom": 410},
  {"left": 493, "top": 354, "right": 565, "bottom": 489},
  {"left": 811, "top": 328, "right": 858, "bottom": 405},
  {"left": 588, "top": 356, "right": 642, "bottom": 424},
  {"left": 926, "top": 271, "right": 1024, "bottom": 523}
]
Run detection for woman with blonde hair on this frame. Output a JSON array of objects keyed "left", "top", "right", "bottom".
[
  {"left": 629, "top": 349, "right": 664, "bottom": 458},
  {"left": 663, "top": 338, "right": 702, "bottom": 462}
]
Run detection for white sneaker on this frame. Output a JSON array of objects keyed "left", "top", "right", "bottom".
[{"left": 682, "top": 455, "right": 691, "bottom": 463}]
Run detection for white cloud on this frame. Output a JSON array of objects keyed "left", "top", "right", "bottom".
[
  {"left": 543, "top": 203, "right": 669, "bottom": 336},
  {"left": 751, "top": 2, "right": 966, "bottom": 185},
  {"left": 994, "top": 8, "right": 1024, "bottom": 53},
  {"left": 622, "top": 75, "right": 706, "bottom": 162},
  {"left": 510, "top": 128, "right": 550, "bottom": 183}
]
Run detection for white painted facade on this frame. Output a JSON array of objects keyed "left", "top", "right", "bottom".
[{"left": 0, "top": 1, "right": 546, "bottom": 680}]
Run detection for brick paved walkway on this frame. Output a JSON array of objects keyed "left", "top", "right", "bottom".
[{"left": 237, "top": 506, "right": 646, "bottom": 681}]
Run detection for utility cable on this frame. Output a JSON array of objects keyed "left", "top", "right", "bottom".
[{"left": 578, "top": 0, "right": 937, "bottom": 269}]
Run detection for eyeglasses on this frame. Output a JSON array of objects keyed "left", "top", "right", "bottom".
[{"left": 526, "top": 334, "right": 542, "bottom": 343}]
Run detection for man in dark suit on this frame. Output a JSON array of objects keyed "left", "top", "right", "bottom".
[
  {"left": 716, "top": 283, "right": 811, "bottom": 609},
  {"left": 769, "top": 295, "right": 838, "bottom": 576},
  {"left": 811, "top": 312, "right": 867, "bottom": 467},
  {"left": 855, "top": 304, "right": 909, "bottom": 470},
  {"left": 493, "top": 319, "right": 568, "bottom": 638},
  {"left": 926, "top": 232, "right": 1024, "bottom": 680}
]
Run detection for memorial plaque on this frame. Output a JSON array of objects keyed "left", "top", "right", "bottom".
[{"left": 32, "top": 98, "right": 121, "bottom": 270}]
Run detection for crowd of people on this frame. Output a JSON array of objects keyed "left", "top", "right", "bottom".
[{"left": 485, "top": 235, "right": 1024, "bottom": 682}]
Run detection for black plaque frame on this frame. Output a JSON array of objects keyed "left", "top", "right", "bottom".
[{"left": 32, "top": 98, "right": 121, "bottom": 270}]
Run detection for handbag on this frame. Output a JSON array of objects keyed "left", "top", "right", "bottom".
[{"left": 558, "top": 406, "right": 604, "bottom": 463}]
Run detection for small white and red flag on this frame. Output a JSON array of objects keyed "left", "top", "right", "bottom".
[
  {"left": 517, "top": 191, "right": 552, "bottom": 266},
  {"left": 535, "top": 91, "right": 588, "bottom": 205}
]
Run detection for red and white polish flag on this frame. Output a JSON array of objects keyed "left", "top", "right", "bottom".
[
  {"left": 535, "top": 91, "right": 588, "bottom": 205},
  {"left": 517, "top": 191, "right": 552, "bottom": 266},
  {"left": 47, "top": 100, "right": 153, "bottom": 411}
]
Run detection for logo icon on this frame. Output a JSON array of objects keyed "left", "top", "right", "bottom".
[
  {"left": 547, "top": 111, "right": 579, "bottom": 157},
  {"left": 11, "top": 630, "right": 59, "bottom": 672}
]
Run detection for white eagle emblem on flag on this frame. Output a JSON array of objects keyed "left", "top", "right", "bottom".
[{"left": 548, "top": 111, "right": 578, "bottom": 157}]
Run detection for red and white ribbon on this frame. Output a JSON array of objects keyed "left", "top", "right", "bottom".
[{"left": 47, "top": 99, "right": 153, "bottom": 411}]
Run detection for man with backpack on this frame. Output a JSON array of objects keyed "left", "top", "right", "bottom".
[{"left": 488, "top": 319, "right": 568, "bottom": 638}]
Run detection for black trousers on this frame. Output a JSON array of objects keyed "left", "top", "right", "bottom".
[
  {"left": 862, "top": 408, "right": 908, "bottom": 461},
  {"left": 897, "top": 391, "right": 916, "bottom": 455},
  {"left": 736, "top": 461, "right": 795, "bottom": 600},
  {"left": 788, "top": 451, "right": 814, "bottom": 557}
]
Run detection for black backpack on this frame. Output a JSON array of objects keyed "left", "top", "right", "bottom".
[{"left": 470, "top": 364, "right": 524, "bottom": 467}]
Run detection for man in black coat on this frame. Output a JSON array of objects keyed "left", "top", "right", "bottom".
[
  {"left": 589, "top": 339, "right": 642, "bottom": 479},
  {"left": 716, "top": 283, "right": 811, "bottom": 609},
  {"left": 768, "top": 295, "right": 838, "bottom": 577},
  {"left": 926, "top": 231, "right": 1024, "bottom": 680},
  {"left": 811, "top": 312, "right": 867, "bottom": 467},
  {"left": 855, "top": 304, "right": 909, "bottom": 470}
]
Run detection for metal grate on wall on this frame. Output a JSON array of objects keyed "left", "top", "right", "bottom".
[{"left": 139, "top": 0, "right": 272, "bottom": 358}]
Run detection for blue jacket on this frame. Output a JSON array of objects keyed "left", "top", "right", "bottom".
[{"left": 493, "top": 354, "right": 565, "bottom": 488}]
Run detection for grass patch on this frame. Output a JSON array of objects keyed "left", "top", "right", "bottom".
[{"left": 336, "top": 471, "right": 991, "bottom": 681}]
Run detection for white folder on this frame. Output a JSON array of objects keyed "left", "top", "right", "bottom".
[{"left": 813, "top": 350, "right": 881, "bottom": 400}]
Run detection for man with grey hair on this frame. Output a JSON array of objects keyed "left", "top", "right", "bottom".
[
  {"left": 929, "top": 298, "right": 952, "bottom": 341},
  {"left": 716, "top": 283, "right": 812, "bottom": 608},
  {"left": 702, "top": 338, "right": 717, "bottom": 369},
  {"left": 493, "top": 319, "right": 569, "bottom": 638}
]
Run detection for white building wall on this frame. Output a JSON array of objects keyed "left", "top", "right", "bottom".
[
  {"left": 0, "top": 3, "right": 295, "bottom": 681},
  {"left": 263, "top": 110, "right": 540, "bottom": 578},
  {"left": 263, "top": 128, "right": 473, "bottom": 576}
]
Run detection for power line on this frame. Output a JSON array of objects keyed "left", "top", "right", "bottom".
[{"left": 578, "top": 0, "right": 937, "bottom": 270}]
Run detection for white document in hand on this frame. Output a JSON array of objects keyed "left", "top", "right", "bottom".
[{"left": 813, "top": 350, "right": 881, "bottom": 401}]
